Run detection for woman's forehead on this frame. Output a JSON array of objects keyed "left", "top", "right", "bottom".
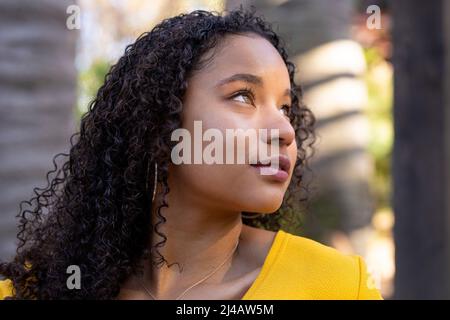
[{"left": 191, "top": 34, "right": 290, "bottom": 87}]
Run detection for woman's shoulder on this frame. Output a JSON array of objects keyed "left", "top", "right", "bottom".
[
  {"left": 251, "top": 229, "right": 383, "bottom": 299},
  {"left": 0, "top": 279, "right": 13, "bottom": 300},
  {"left": 282, "top": 230, "right": 358, "bottom": 266}
]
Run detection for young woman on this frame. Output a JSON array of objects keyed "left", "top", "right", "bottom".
[{"left": 0, "top": 8, "right": 382, "bottom": 300}]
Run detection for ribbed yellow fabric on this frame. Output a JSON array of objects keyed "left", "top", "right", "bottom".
[
  {"left": 242, "top": 230, "right": 382, "bottom": 300},
  {"left": 0, "top": 230, "right": 382, "bottom": 300}
]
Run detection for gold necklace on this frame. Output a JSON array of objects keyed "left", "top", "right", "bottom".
[{"left": 140, "top": 238, "right": 240, "bottom": 300}]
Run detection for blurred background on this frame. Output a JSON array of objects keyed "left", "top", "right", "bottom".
[{"left": 0, "top": 0, "right": 449, "bottom": 299}]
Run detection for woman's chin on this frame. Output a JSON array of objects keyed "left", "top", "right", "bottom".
[{"left": 242, "top": 197, "right": 284, "bottom": 214}]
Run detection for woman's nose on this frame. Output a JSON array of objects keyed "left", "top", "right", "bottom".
[{"left": 262, "top": 108, "right": 295, "bottom": 148}]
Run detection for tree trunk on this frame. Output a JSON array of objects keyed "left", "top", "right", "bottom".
[
  {"left": 0, "top": 0, "right": 77, "bottom": 260},
  {"left": 392, "top": 0, "right": 450, "bottom": 299}
]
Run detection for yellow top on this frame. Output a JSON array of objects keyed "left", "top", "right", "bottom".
[
  {"left": 0, "top": 229, "right": 382, "bottom": 300},
  {"left": 241, "top": 230, "right": 382, "bottom": 299}
]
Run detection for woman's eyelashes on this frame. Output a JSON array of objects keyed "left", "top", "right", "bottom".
[
  {"left": 280, "top": 104, "right": 292, "bottom": 117},
  {"left": 229, "top": 87, "right": 255, "bottom": 106}
]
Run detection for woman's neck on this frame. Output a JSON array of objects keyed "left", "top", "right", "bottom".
[{"left": 144, "top": 181, "right": 244, "bottom": 299}]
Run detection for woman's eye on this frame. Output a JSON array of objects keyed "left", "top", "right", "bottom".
[
  {"left": 230, "top": 90, "right": 254, "bottom": 105},
  {"left": 280, "top": 104, "right": 292, "bottom": 117}
]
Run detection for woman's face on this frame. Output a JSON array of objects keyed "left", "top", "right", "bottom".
[{"left": 169, "top": 33, "right": 297, "bottom": 214}]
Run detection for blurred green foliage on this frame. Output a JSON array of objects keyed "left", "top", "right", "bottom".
[
  {"left": 363, "top": 47, "right": 393, "bottom": 210},
  {"left": 76, "top": 59, "right": 111, "bottom": 120}
]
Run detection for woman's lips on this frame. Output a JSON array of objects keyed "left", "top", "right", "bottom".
[{"left": 249, "top": 155, "right": 291, "bottom": 182}]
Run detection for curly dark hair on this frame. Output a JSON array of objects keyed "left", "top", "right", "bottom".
[{"left": 0, "top": 7, "right": 316, "bottom": 299}]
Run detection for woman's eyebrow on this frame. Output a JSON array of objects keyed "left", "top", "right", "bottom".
[
  {"left": 215, "top": 73, "right": 292, "bottom": 100},
  {"left": 215, "top": 73, "right": 263, "bottom": 87}
]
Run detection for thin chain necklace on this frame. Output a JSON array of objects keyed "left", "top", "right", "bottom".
[{"left": 140, "top": 238, "right": 240, "bottom": 300}]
